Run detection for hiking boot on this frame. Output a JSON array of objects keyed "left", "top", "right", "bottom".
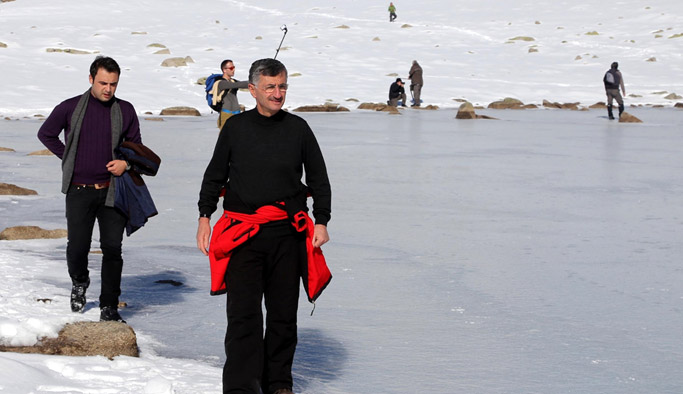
[
  {"left": 272, "top": 389, "right": 294, "bottom": 394},
  {"left": 100, "top": 306, "right": 126, "bottom": 323},
  {"left": 70, "top": 284, "right": 87, "bottom": 313}
]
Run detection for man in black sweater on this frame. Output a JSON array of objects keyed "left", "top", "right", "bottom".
[{"left": 196, "top": 58, "right": 332, "bottom": 394}]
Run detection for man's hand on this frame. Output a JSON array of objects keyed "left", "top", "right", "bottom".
[
  {"left": 106, "top": 160, "right": 128, "bottom": 176},
  {"left": 312, "top": 224, "right": 329, "bottom": 248},
  {"left": 197, "top": 217, "right": 212, "bottom": 256}
]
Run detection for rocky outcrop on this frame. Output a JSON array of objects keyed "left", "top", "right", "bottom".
[
  {"left": 357, "top": 103, "right": 400, "bottom": 114},
  {"left": 160, "top": 56, "right": 194, "bottom": 67},
  {"left": 160, "top": 106, "right": 201, "bottom": 116},
  {"left": 0, "top": 146, "right": 15, "bottom": 152},
  {"left": 619, "top": 112, "right": 643, "bottom": 123},
  {"left": 488, "top": 98, "right": 536, "bottom": 109},
  {"left": 0, "top": 321, "right": 138, "bottom": 359},
  {"left": 542, "top": 100, "right": 580, "bottom": 110},
  {"left": 0, "top": 183, "right": 37, "bottom": 195},
  {"left": 589, "top": 102, "right": 607, "bottom": 109},
  {"left": 455, "top": 102, "right": 497, "bottom": 120},
  {"left": 0, "top": 226, "right": 67, "bottom": 240},
  {"left": 28, "top": 149, "right": 54, "bottom": 156},
  {"left": 293, "top": 104, "right": 350, "bottom": 112}
]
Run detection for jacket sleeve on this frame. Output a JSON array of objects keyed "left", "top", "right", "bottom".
[{"left": 37, "top": 100, "right": 71, "bottom": 159}]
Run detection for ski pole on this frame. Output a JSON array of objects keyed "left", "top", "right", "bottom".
[{"left": 274, "top": 24, "right": 288, "bottom": 59}]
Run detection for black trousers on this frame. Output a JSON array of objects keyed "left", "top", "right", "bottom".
[
  {"left": 223, "top": 223, "right": 305, "bottom": 394},
  {"left": 65, "top": 184, "right": 127, "bottom": 308}
]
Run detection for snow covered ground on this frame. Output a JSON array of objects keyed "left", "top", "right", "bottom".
[
  {"left": 1, "top": 0, "right": 682, "bottom": 118},
  {"left": 1, "top": 0, "right": 683, "bottom": 393}
]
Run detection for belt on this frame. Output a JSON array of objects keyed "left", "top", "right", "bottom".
[
  {"left": 221, "top": 109, "right": 241, "bottom": 114},
  {"left": 72, "top": 181, "right": 110, "bottom": 189}
]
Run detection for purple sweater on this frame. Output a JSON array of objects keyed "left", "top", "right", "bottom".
[{"left": 38, "top": 94, "right": 141, "bottom": 185}]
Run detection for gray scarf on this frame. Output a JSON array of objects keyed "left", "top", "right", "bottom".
[{"left": 61, "top": 89, "right": 122, "bottom": 207}]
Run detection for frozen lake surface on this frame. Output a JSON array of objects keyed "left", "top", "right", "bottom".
[{"left": 1, "top": 107, "right": 682, "bottom": 393}]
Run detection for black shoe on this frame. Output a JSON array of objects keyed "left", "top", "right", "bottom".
[
  {"left": 70, "top": 284, "right": 87, "bottom": 313},
  {"left": 100, "top": 306, "right": 126, "bottom": 323}
]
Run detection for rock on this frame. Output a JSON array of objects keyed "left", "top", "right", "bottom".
[
  {"left": 589, "top": 102, "right": 607, "bottom": 109},
  {"left": 154, "top": 49, "right": 171, "bottom": 55},
  {"left": 0, "top": 321, "right": 138, "bottom": 359},
  {"left": 455, "top": 102, "right": 497, "bottom": 120},
  {"left": 28, "top": 149, "right": 54, "bottom": 156},
  {"left": 456, "top": 102, "right": 477, "bottom": 119},
  {"left": 619, "top": 112, "right": 643, "bottom": 123},
  {"left": 0, "top": 42, "right": 7, "bottom": 48},
  {"left": 335, "top": 25, "right": 350, "bottom": 29},
  {"left": 0, "top": 146, "right": 15, "bottom": 152},
  {"left": 160, "top": 56, "right": 194, "bottom": 67},
  {"left": 357, "top": 102, "right": 398, "bottom": 113},
  {"left": 412, "top": 104, "right": 439, "bottom": 110},
  {"left": 159, "top": 106, "right": 201, "bottom": 116},
  {"left": 0, "top": 183, "right": 37, "bottom": 195},
  {"left": 542, "top": 100, "right": 580, "bottom": 110},
  {"left": 46, "top": 48, "right": 92, "bottom": 55},
  {"left": 664, "top": 93, "right": 682, "bottom": 100},
  {"left": 674, "top": 103, "right": 683, "bottom": 108},
  {"left": 488, "top": 97, "right": 525, "bottom": 109},
  {"left": 293, "top": 104, "right": 350, "bottom": 112},
  {"left": 509, "top": 36, "right": 535, "bottom": 42},
  {"left": 0, "top": 226, "right": 67, "bottom": 240}
]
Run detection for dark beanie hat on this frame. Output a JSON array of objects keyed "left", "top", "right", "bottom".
[
  {"left": 611, "top": 62, "right": 619, "bottom": 69},
  {"left": 396, "top": 78, "right": 403, "bottom": 83}
]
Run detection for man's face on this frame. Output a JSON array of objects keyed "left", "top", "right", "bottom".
[
  {"left": 249, "top": 71, "right": 287, "bottom": 117},
  {"left": 222, "top": 62, "right": 235, "bottom": 79},
  {"left": 89, "top": 68, "right": 119, "bottom": 102}
]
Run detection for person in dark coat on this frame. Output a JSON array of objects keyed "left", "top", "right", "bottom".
[
  {"left": 388, "top": 78, "right": 407, "bottom": 107},
  {"left": 603, "top": 61, "right": 626, "bottom": 120},
  {"left": 409, "top": 60, "right": 423, "bottom": 107},
  {"left": 37, "top": 56, "right": 142, "bottom": 323}
]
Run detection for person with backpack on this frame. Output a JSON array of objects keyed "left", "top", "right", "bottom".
[
  {"left": 209, "top": 59, "right": 249, "bottom": 130},
  {"left": 603, "top": 61, "right": 626, "bottom": 120}
]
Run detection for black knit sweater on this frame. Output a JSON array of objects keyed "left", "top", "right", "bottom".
[{"left": 198, "top": 109, "right": 331, "bottom": 225}]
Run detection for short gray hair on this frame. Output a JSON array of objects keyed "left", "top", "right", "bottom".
[{"left": 249, "top": 58, "right": 288, "bottom": 86}]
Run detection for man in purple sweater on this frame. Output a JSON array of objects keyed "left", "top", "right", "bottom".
[{"left": 37, "top": 56, "right": 141, "bottom": 323}]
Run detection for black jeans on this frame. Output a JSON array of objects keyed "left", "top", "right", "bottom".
[
  {"left": 65, "top": 184, "right": 127, "bottom": 308},
  {"left": 223, "top": 223, "right": 305, "bottom": 394}
]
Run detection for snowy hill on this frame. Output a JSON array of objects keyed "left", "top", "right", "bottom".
[{"left": 1, "top": 0, "right": 682, "bottom": 117}]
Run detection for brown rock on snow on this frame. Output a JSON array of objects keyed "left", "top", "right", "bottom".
[{"left": 0, "top": 321, "right": 139, "bottom": 359}]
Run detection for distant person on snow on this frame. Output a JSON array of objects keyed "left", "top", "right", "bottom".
[
  {"left": 388, "top": 2, "right": 397, "bottom": 22},
  {"left": 603, "top": 61, "right": 626, "bottom": 120},
  {"left": 388, "top": 78, "right": 407, "bottom": 107},
  {"left": 216, "top": 59, "right": 249, "bottom": 130},
  {"left": 409, "top": 60, "right": 423, "bottom": 107},
  {"left": 37, "top": 56, "right": 142, "bottom": 324}
]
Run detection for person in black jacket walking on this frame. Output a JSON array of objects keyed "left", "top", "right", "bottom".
[
  {"left": 603, "top": 61, "right": 626, "bottom": 120},
  {"left": 197, "top": 58, "right": 332, "bottom": 394}
]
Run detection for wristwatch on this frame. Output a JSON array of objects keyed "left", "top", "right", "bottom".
[{"left": 125, "top": 161, "right": 132, "bottom": 171}]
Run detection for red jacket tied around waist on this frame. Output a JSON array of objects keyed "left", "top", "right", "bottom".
[{"left": 208, "top": 203, "right": 331, "bottom": 303}]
